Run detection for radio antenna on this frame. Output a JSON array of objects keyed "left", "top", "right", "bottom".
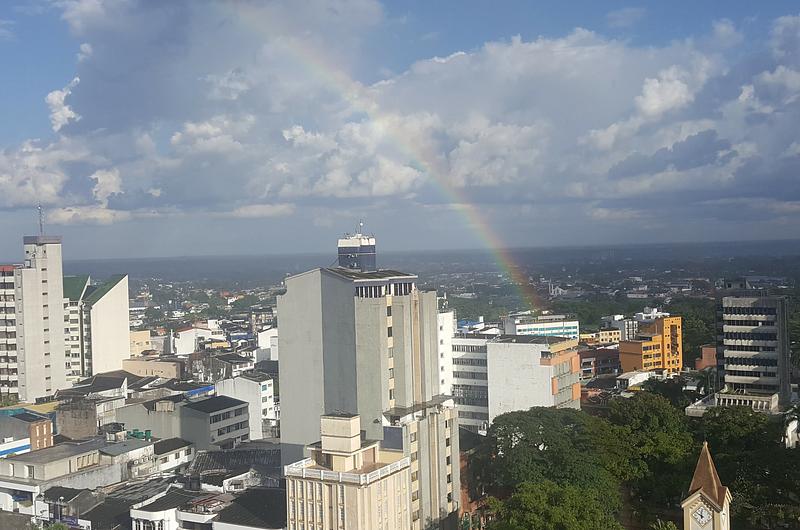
[{"left": 37, "top": 202, "right": 45, "bottom": 236}]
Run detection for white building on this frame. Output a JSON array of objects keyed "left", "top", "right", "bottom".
[
  {"left": 437, "top": 311, "right": 455, "bottom": 396},
  {"left": 635, "top": 307, "right": 671, "bottom": 323},
  {"left": 0, "top": 437, "right": 31, "bottom": 459},
  {"left": 255, "top": 327, "right": 279, "bottom": 362},
  {"left": 450, "top": 334, "right": 582, "bottom": 433},
  {"left": 503, "top": 312, "right": 580, "bottom": 340},
  {"left": 172, "top": 323, "right": 224, "bottom": 355},
  {"left": 601, "top": 314, "right": 639, "bottom": 341},
  {"left": 0, "top": 236, "right": 69, "bottom": 402},
  {"left": 63, "top": 274, "right": 131, "bottom": 381},
  {"left": 215, "top": 371, "right": 277, "bottom": 441}
]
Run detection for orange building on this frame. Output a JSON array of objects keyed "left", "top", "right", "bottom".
[{"left": 619, "top": 316, "right": 682, "bottom": 373}]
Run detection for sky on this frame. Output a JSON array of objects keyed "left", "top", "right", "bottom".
[{"left": 1, "top": 1, "right": 799, "bottom": 260}]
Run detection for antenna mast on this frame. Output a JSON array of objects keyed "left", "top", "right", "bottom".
[{"left": 37, "top": 202, "right": 44, "bottom": 236}]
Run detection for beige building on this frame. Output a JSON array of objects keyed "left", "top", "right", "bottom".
[
  {"left": 122, "top": 357, "right": 184, "bottom": 379},
  {"left": 285, "top": 414, "right": 411, "bottom": 530},
  {"left": 129, "top": 329, "right": 152, "bottom": 357}
]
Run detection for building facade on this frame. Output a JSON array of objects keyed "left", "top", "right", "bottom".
[
  {"left": 619, "top": 316, "right": 683, "bottom": 374},
  {"left": 502, "top": 313, "right": 580, "bottom": 340},
  {"left": 279, "top": 266, "right": 459, "bottom": 529},
  {"left": 285, "top": 414, "right": 411, "bottom": 530},
  {"left": 215, "top": 371, "right": 276, "bottom": 441},
  {"left": 337, "top": 230, "right": 377, "bottom": 272},
  {"left": 719, "top": 295, "right": 791, "bottom": 409},
  {"left": 1, "top": 236, "right": 69, "bottom": 401},
  {"left": 63, "top": 274, "right": 131, "bottom": 381}
]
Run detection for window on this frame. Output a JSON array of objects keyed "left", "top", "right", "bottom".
[
  {"left": 410, "top": 432, "right": 417, "bottom": 443},
  {"left": 388, "top": 389, "right": 394, "bottom": 401},
  {"left": 388, "top": 368, "right": 394, "bottom": 379},
  {"left": 386, "top": 305, "right": 392, "bottom": 317},
  {"left": 387, "top": 326, "right": 392, "bottom": 338}
]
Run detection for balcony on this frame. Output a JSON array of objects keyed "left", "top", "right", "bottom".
[{"left": 284, "top": 456, "right": 410, "bottom": 486}]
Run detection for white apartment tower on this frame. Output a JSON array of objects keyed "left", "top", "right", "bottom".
[
  {"left": 279, "top": 266, "right": 460, "bottom": 529},
  {"left": 0, "top": 236, "right": 69, "bottom": 402},
  {"left": 63, "top": 274, "right": 130, "bottom": 381}
]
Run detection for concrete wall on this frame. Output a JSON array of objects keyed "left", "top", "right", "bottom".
[
  {"left": 122, "top": 358, "right": 182, "bottom": 379},
  {"left": 436, "top": 312, "right": 454, "bottom": 396},
  {"left": 16, "top": 239, "right": 67, "bottom": 401},
  {"left": 215, "top": 376, "right": 266, "bottom": 441},
  {"left": 130, "top": 330, "right": 152, "bottom": 356},
  {"left": 56, "top": 401, "right": 99, "bottom": 440},
  {"left": 87, "top": 276, "right": 130, "bottom": 375},
  {"left": 487, "top": 341, "right": 554, "bottom": 422}
]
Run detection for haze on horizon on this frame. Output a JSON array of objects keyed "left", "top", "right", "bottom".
[{"left": 1, "top": 1, "right": 800, "bottom": 260}]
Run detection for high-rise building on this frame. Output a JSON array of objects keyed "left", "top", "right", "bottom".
[
  {"left": 337, "top": 225, "right": 377, "bottom": 272},
  {"left": 446, "top": 334, "right": 581, "bottom": 433},
  {"left": 619, "top": 316, "right": 683, "bottom": 374},
  {"left": 279, "top": 266, "right": 459, "bottom": 529},
  {"left": 719, "top": 294, "right": 791, "bottom": 409},
  {"left": 0, "top": 236, "right": 69, "bottom": 402},
  {"left": 503, "top": 312, "right": 580, "bottom": 340},
  {"left": 285, "top": 414, "right": 411, "bottom": 530},
  {"left": 63, "top": 274, "right": 130, "bottom": 381}
]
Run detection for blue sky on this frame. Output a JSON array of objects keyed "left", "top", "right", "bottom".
[{"left": 0, "top": 1, "right": 799, "bottom": 259}]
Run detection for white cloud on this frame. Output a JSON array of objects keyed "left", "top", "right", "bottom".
[
  {"left": 77, "top": 42, "right": 92, "bottom": 61},
  {"left": 711, "top": 19, "right": 743, "bottom": 48},
  {"left": 90, "top": 168, "right": 122, "bottom": 206},
  {"left": 45, "top": 77, "right": 81, "bottom": 132},
  {"left": 48, "top": 205, "right": 132, "bottom": 225},
  {"left": 225, "top": 203, "right": 296, "bottom": 218},
  {"left": 606, "top": 7, "right": 646, "bottom": 29},
  {"left": 0, "top": 19, "right": 14, "bottom": 40},
  {"left": 635, "top": 66, "right": 694, "bottom": 117}
]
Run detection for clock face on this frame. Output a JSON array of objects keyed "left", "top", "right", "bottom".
[{"left": 693, "top": 505, "right": 712, "bottom": 526}]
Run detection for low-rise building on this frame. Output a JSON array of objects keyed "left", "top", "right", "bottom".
[
  {"left": 619, "top": 316, "right": 683, "bottom": 374},
  {"left": 215, "top": 371, "right": 276, "bottom": 441},
  {"left": 503, "top": 312, "right": 580, "bottom": 340},
  {"left": 285, "top": 414, "right": 411, "bottom": 530},
  {"left": 130, "top": 330, "right": 153, "bottom": 357},
  {"left": 154, "top": 438, "right": 194, "bottom": 473},
  {"left": 578, "top": 346, "right": 621, "bottom": 380},
  {"left": 122, "top": 357, "right": 185, "bottom": 379},
  {"left": 115, "top": 395, "right": 250, "bottom": 450},
  {"left": 0, "top": 412, "right": 53, "bottom": 453}
]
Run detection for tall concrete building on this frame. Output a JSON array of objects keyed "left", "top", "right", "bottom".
[
  {"left": 0, "top": 236, "right": 68, "bottom": 402},
  {"left": 63, "top": 274, "right": 130, "bottom": 381},
  {"left": 337, "top": 226, "right": 377, "bottom": 272},
  {"left": 719, "top": 294, "right": 791, "bottom": 409},
  {"left": 619, "top": 316, "right": 683, "bottom": 374},
  {"left": 279, "top": 266, "right": 459, "bottom": 529}
]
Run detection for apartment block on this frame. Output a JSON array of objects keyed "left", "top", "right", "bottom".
[
  {"left": 279, "top": 266, "right": 459, "bottom": 529},
  {"left": 285, "top": 414, "right": 411, "bottom": 530},
  {"left": 449, "top": 334, "right": 581, "bottom": 433},
  {"left": 63, "top": 274, "right": 131, "bottom": 381},
  {"left": 619, "top": 316, "right": 683, "bottom": 374},
  {"left": 0, "top": 236, "right": 69, "bottom": 401},
  {"left": 215, "top": 370, "right": 277, "bottom": 441},
  {"left": 503, "top": 312, "right": 580, "bottom": 340}
]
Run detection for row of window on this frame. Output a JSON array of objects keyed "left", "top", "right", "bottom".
[
  {"left": 725, "top": 356, "right": 778, "bottom": 367},
  {"left": 453, "top": 345, "right": 487, "bottom": 353},
  {"left": 724, "top": 319, "right": 775, "bottom": 327},
  {"left": 217, "top": 421, "right": 247, "bottom": 436},
  {"left": 453, "top": 357, "right": 487, "bottom": 366},
  {"left": 453, "top": 370, "right": 487, "bottom": 380},
  {"left": 724, "top": 332, "right": 778, "bottom": 341},
  {"left": 723, "top": 306, "right": 777, "bottom": 315}
]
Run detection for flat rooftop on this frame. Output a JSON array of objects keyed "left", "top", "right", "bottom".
[
  {"left": 325, "top": 267, "right": 417, "bottom": 281},
  {"left": 184, "top": 395, "right": 246, "bottom": 413},
  {"left": 6, "top": 438, "right": 107, "bottom": 464},
  {"left": 493, "top": 334, "right": 573, "bottom": 345}
]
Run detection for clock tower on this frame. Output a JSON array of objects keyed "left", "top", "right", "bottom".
[{"left": 681, "top": 442, "right": 732, "bottom": 530}]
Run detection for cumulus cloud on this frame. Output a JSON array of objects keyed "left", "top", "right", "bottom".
[
  {"left": 2, "top": 2, "right": 800, "bottom": 248},
  {"left": 45, "top": 77, "right": 81, "bottom": 132}
]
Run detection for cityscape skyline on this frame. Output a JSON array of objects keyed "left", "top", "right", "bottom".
[{"left": 1, "top": 1, "right": 800, "bottom": 259}]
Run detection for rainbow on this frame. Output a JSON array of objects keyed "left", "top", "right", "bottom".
[{"left": 227, "top": 4, "right": 541, "bottom": 311}]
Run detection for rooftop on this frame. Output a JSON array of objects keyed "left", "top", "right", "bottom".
[
  {"left": 241, "top": 370, "right": 272, "bottom": 383},
  {"left": 153, "top": 438, "right": 192, "bottom": 455},
  {"left": 99, "top": 438, "right": 153, "bottom": 457},
  {"left": 134, "top": 488, "right": 200, "bottom": 512},
  {"left": 62, "top": 275, "right": 90, "bottom": 302},
  {"left": 82, "top": 497, "right": 134, "bottom": 530},
  {"left": 215, "top": 488, "right": 286, "bottom": 529},
  {"left": 188, "top": 448, "right": 281, "bottom": 476},
  {"left": 7, "top": 438, "right": 106, "bottom": 464},
  {"left": 10, "top": 412, "right": 48, "bottom": 423},
  {"left": 42, "top": 486, "right": 85, "bottom": 502},
  {"left": 324, "top": 267, "right": 416, "bottom": 281},
  {"left": 184, "top": 395, "right": 246, "bottom": 413},
  {"left": 84, "top": 274, "right": 127, "bottom": 305},
  {"left": 214, "top": 353, "right": 252, "bottom": 364},
  {"left": 492, "top": 334, "right": 572, "bottom": 345}
]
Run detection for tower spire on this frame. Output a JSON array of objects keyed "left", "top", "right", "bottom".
[{"left": 37, "top": 202, "right": 44, "bottom": 237}]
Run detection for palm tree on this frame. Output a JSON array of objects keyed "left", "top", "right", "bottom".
[{"left": 696, "top": 367, "right": 718, "bottom": 396}]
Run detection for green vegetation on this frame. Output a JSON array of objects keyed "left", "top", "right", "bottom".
[
  {"left": 486, "top": 481, "right": 623, "bottom": 530},
  {"left": 550, "top": 297, "right": 648, "bottom": 332},
  {"left": 470, "top": 397, "right": 800, "bottom": 528},
  {"left": 664, "top": 298, "right": 716, "bottom": 365}
]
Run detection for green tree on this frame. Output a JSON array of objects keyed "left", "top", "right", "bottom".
[
  {"left": 649, "top": 520, "right": 679, "bottom": 530},
  {"left": 641, "top": 376, "right": 696, "bottom": 409},
  {"left": 486, "top": 481, "right": 624, "bottom": 530},
  {"left": 695, "top": 406, "right": 775, "bottom": 453},
  {"left": 469, "top": 408, "right": 632, "bottom": 514},
  {"left": 664, "top": 298, "right": 715, "bottom": 365}
]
